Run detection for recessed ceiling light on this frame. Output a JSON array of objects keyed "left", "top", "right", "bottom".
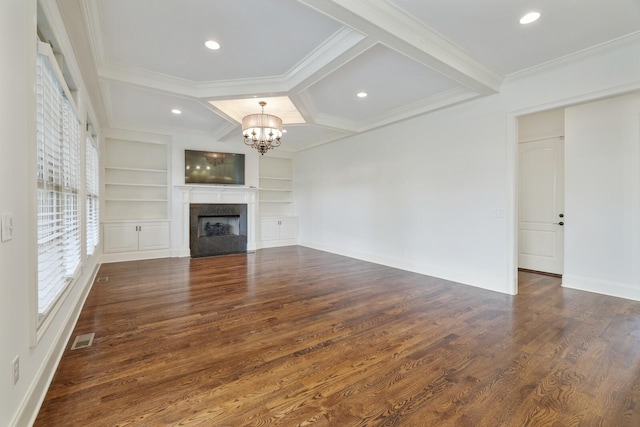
[
  {"left": 519, "top": 11, "right": 541, "bottom": 25},
  {"left": 205, "top": 40, "right": 220, "bottom": 50},
  {"left": 357, "top": 92, "right": 368, "bottom": 98},
  {"left": 171, "top": 109, "right": 182, "bottom": 115}
]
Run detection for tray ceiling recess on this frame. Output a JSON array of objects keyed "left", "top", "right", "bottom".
[{"left": 52, "top": 0, "right": 640, "bottom": 151}]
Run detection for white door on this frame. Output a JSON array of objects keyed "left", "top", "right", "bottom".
[{"left": 518, "top": 137, "right": 565, "bottom": 274}]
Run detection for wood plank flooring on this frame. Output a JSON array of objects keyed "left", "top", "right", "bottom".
[{"left": 35, "top": 246, "right": 640, "bottom": 426}]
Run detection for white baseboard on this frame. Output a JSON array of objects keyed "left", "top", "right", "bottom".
[
  {"left": 258, "top": 239, "right": 298, "bottom": 249},
  {"left": 562, "top": 274, "right": 640, "bottom": 301},
  {"left": 100, "top": 249, "right": 172, "bottom": 264},
  {"left": 171, "top": 248, "right": 191, "bottom": 258}
]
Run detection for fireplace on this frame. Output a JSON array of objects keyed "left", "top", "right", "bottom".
[
  {"left": 190, "top": 204, "right": 247, "bottom": 257},
  {"left": 198, "top": 216, "right": 240, "bottom": 237}
]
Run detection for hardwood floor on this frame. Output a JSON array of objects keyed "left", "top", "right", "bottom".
[{"left": 35, "top": 246, "right": 640, "bottom": 426}]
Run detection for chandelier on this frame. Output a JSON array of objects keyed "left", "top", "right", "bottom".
[{"left": 242, "top": 101, "right": 282, "bottom": 155}]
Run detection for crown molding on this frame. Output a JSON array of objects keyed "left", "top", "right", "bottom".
[
  {"left": 82, "top": 0, "right": 106, "bottom": 70},
  {"left": 102, "top": 127, "right": 172, "bottom": 144},
  {"left": 195, "top": 77, "right": 289, "bottom": 99},
  {"left": 98, "top": 62, "right": 200, "bottom": 97},
  {"left": 356, "top": 87, "right": 480, "bottom": 132},
  {"left": 105, "top": 118, "right": 234, "bottom": 140},
  {"left": 505, "top": 31, "right": 640, "bottom": 83},
  {"left": 309, "top": 87, "right": 479, "bottom": 134},
  {"left": 98, "top": 79, "right": 115, "bottom": 128},
  {"left": 313, "top": 113, "right": 361, "bottom": 132},
  {"left": 293, "top": 133, "right": 356, "bottom": 152}
]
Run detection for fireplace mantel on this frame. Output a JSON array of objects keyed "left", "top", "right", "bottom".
[{"left": 173, "top": 186, "right": 258, "bottom": 257}]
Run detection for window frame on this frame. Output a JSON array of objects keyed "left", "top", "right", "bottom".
[
  {"left": 86, "top": 131, "right": 100, "bottom": 257},
  {"left": 34, "top": 41, "right": 84, "bottom": 339}
]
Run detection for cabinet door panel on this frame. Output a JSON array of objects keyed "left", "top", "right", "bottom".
[
  {"left": 138, "top": 223, "right": 170, "bottom": 251},
  {"left": 104, "top": 224, "right": 139, "bottom": 253},
  {"left": 278, "top": 218, "right": 298, "bottom": 240},
  {"left": 260, "top": 219, "right": 280, "bottom": 241}
]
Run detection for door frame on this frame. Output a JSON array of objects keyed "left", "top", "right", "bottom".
[{"left": 505, "top": 84, "right": 640, "bottom": 296}]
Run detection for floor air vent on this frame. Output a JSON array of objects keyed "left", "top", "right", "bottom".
[
  {"left": 96, "top": 276, "right": 108, "bottom": 282},
  {"left": 71, "top": 333, "right": 95, "bottom": 350}
]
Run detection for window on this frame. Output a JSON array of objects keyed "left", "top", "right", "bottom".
[
  {"left": 36, "top": 51, "right": 82, "bottom": 321},
  {"left": 86, "top": 134, "right": 99, "bottom": 256}
]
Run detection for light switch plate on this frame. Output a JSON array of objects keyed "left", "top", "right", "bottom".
[
  {"left": 490, "top": 209, "right": 505, "bottom": 218},
  {"left": 1, "top": 213, "right": 13, "bottom": 242}
]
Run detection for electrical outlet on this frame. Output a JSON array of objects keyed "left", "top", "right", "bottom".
[{"left": 12, "top": 356, "right": 19, "bottom": 385}]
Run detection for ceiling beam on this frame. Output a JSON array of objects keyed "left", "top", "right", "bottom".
[{"left": 300, "top": 0, "right": 503, "bottom": 95}]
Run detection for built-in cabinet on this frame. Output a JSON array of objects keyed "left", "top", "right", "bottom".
[
  {"left": 103, "top": 137, "right": 171, "bottom": 261},
  {"left": 258, "top": 156, "right": 298, "bottom": 247},
  {"left": 260, "top": 217, "right": 298, "bottom": 242},
  {"left": 103, "top": 222, "right": 170, "bottom": 253}
]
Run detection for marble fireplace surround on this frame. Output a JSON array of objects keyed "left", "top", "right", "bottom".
[{"left": 174, "top": 186, "right": 258, "bottom": 257}]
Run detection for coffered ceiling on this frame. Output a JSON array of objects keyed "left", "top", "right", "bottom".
[{"left": 54, "top": 0, "right": 640, "bottom": 152}]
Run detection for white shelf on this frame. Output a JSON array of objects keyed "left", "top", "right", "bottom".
[
  {"left": 107, "top": 198, "right": 168, "bottom": 202},
  {"left": 105, "top": 166, "right": 166, "bottom": 173},
  {"left": 105, "top": 182, "right": 167, "bottom": 188},
  {"left": 259, "top": 156, "right": 293, "bottom": 217},
  {"left": 104, "top": 138, "right": 170, "bottom": 221},
  {"left": 260, "top": 176, "right": 292, "bottom": 181},
  {"left": 103, "top": 219, "right": 170, "bottom": 224}
]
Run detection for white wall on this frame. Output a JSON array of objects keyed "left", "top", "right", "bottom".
[
  {"left": 564, "top": 93, "right": 640, "bottom": 299},
  {"left": 1, "top": 1, "right": 101, "bottom": 425},
  {"left": 296, "top": 96, "right": 510, "bottom": 293},
  {"left": 295, "top": 36, "right": 640, "bottom": 295},
  {"left": 518, "top": 108, "right": 565, "bottom": 142},
  {"left": 0, "top": 1, "right": 34, "bottom": 423}
]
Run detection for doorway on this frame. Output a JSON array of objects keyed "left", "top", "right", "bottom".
[{"left": 517, "top": 109, "right": 565, "bottom": 276}]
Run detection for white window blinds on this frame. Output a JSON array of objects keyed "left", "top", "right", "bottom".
[
  {"left": 36, "top": 53, "right": 82, "bottom": 318},
  {"left": 86, "top": 134, "right": 99, "bottom": 256}
]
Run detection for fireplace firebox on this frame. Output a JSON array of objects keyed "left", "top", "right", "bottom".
[{"left": 189, "top": 204, "right": 247, "bottom": 257}]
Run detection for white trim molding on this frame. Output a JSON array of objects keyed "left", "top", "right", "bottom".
[{"left": 563, "top": 275, "right": 640, "bottom": 302}]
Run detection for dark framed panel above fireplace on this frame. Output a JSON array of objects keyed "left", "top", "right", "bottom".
[{"left": 189, "top": 203, "right": 248, "bottom": 257}]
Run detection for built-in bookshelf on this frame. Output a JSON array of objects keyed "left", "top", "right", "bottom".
[
  {"left": 102, "top": 137, "right": 171, "bottom": 261},
  {"left": 259, "top": 156, "right": 294, "bottom": 217},
  {"left": 258, "top": 156, "right": 297, "bottom": 247},
  {"left": 104, "top": 138, "right": 169, "bottom": 221}
]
